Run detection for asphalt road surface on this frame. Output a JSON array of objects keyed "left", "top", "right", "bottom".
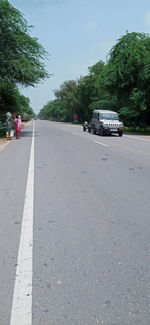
[{"left": 0, "top": 121, "right": 150, "bottom": 325}]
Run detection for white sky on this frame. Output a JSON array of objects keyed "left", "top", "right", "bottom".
[{"left": 10, "top": 0, "right": 150, "bottom": 113}]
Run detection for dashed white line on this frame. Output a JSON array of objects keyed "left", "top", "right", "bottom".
[
  {"left": 94, "top": 140, "right": 109, "bottom": 147},
  {"left": 10, "top": 123, "right": 35, "bottom": 325}
]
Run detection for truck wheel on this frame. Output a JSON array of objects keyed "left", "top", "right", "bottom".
[
  {"left": 99, "top": 127, "right": 104, "bottom": 136},
  {"left": 118, "top": 131, "right": 123, "bottom": 137},
  {"left": 92, "top": 126, "right": 96, "bottom": 134}
]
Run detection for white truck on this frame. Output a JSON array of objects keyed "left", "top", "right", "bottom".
[{"left": 90, "top": 109, "right": 124, "bottom": 136}]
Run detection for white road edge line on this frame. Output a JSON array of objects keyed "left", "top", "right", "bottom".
[
  {"left": 10, "top": 122, "right": 35, "bottom": 325},
  {"left": 124, "top": 135, "right": 150, "bottom": 142},
  {"left": 94, "top": 140, "right": 109, "bottom": 147}
]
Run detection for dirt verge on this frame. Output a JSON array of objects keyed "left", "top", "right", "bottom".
[{"left": 0, "top": 138, "right": 9, "bottom": 152}]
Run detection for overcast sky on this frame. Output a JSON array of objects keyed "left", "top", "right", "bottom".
[{"left": 10, "top": 0, "right": 150, "bottom": 113}]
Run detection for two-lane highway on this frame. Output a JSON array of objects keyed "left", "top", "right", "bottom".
[{"left": 0, "top": 120, "right": 150, "bottom": 325}]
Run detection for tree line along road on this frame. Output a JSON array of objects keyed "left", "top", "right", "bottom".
[{"left": 0, "top": 120, "right": 150, "bottom": 325}]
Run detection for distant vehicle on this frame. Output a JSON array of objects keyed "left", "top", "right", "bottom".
[
  {"left": 83, "top": 121, "right": 88, "bottom": 131},
  {"left": 91, "top": 110, "right": 123, "bottom": 136},
  {"left": 87, "top": 121, "right": 92, "bottom": 133}
]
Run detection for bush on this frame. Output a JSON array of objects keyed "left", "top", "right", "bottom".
[
  {"left": 0, "top": 121, "right": 6, "bottom": 137},
  {"left": 124, "top": 126, "right": 150, "bottom": 135}
]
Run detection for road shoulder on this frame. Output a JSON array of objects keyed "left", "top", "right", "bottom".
[{"left": 0, "top": 138, "right": 9, "bottom": 152}]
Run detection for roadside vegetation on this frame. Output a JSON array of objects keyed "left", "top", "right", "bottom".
[
  {"left": 124, "top": 126, "right": 150, "bottom": 135},
  {"left": 0, "top": 0, "right": 49, "bottom": 127},
  {"left": 38, "top": 32, "right": 150, "bottom": 133},
  {"left": 1, "top": 1, "right": 150, "bottom": 134}
]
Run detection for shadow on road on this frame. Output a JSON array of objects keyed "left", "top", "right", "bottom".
[{"left": 21, "top": 130, "right": 39, "bottom": 137}]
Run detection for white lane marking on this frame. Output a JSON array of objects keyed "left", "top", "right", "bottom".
[
  {"left": 124, "top": 135, "right": 150, "bottom": 142},
  {"left": 10, "top": 123, "right": 35, "bottom": 325},
  {"left": 62, "top": 128, "right": 67, "bottom": 131},
  {"left": 72, "top": 132, "right": 78, "bottom": 136},
  {"left": 94, "top": 140, "right": 109, "bottom": 147}
]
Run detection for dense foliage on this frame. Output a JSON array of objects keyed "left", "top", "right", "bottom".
[
  {"left": 39, "top": 32, "right": 150, "bottom": 127},
  {"left": 0, "top": 82, "right": 35, "bottom": 122},
  {"left": 103, "top": 32, "right": 150, "bottom": 125},
  {"left": 0, "top": 0, "right": 49, "bottom": 122}
]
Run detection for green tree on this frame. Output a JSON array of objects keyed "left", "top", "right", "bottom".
[
  {"left": 102, "top": 32, "right": 150, "bottom": 124},
  {"left": 38, "top": 99, "right": 66, "bottom": 121},
  {"left": 0, "top": 0, "right": 49, "bottom": 86},
  {"left": 0, "top": 83, "right": 34, "bottom": 121},
  {"left": 54, "top": 80, "right": 79, "bottom": 121},
  {"left": 77, "top": 75, "right": 95, "bottom": 121},
  {"left": 76, "top": 61, "right": 115, "bottom": 121},
  {"left": 89, "top": 99, "right": 118, "bottom": 112},
  {"left": 0, "top": 0, "right": 49, "bottom": 122},
  {"left": 16, "top": 95, "right": 35, "bottom": 119}
]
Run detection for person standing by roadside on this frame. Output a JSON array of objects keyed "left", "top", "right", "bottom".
[
  {"left": 14, "top": 114, "right": 22, "bottom": 139},
  {"left": 6, "top": 112, "right": 15, "bottom": 139}
]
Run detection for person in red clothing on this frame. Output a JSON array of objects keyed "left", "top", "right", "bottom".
[{"left": 14, "top": 115, "right": 22, "bottom": 139}]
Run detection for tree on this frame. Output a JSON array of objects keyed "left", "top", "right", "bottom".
[
  {"left": 0, "top": 0, "right": 49, "bottom": 121},
  {"left": 89, "top": 99, "right": 117, "bottom": 112},
  {"left": 38, "top": 99, "right": 67, "bottom": 121},
  {"left": 76, "top": 61, "right": 116, "bottom": 121},
  {"left": 77, "top": 75, "right": 95, "bottom": 121},
  {"left": 0, "top": 82, "right": 34, "bottom": 121},
  {"left": 54, "top": 80, "right": 79, "bottom": 121},
  {"left": 0, "top": 0, "right": 49, "bottom": 86},
  {"left": 39, "top": 32, "right": 150, "bottom": 126},
  {"left": 16, "top": 95, "right": 35, "bottom": 119},
  {"left": 102, "top": 32, "right": 150, "bottom": 124}
]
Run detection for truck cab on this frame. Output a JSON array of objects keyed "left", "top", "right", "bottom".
[{"left": 92, "top": 110, "right": 123, "bottom": 136}]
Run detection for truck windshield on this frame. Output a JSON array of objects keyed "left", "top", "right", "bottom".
[{"left": 101, "top": 113, "right": 118, "bottom": 120}]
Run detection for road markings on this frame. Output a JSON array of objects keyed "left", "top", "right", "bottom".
[
  {"left": 124, "top": 135, "right": 150, "bottom": 142},
  {"left": 94, "top": 140, "right": 109, "bottom": 147},
  {"left": 72, "top": 132, "right": 78, "bottom": 136},
  {"left": 10, "top": 123, "right": 35, "bottom": 325}
]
